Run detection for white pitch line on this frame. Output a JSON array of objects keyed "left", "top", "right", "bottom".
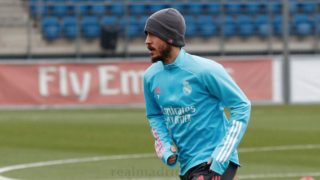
[
  {"left": 0, "top": 144, "right": 319, "bottom": 180},
  {"left": 0, "top": 153, "right": 154, "bottom": 174},
  {"left": 239, "top": 144, "right": 320, "bottom": 153},
  {"left": 238, "top": 172, "right": 320, "bottom": 179}
]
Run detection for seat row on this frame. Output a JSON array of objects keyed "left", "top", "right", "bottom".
[
  {"left": 41, "top": 14, "right": 320, "bottom": 40},
  {"left": 30, "top": 1, "right": 320, "bottom": 18}
]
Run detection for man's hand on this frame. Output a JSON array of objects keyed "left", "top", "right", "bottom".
[
  {"left": 207, "top": 158, "right": 222, "bottom": 179},
  {"left": 167, "top": 146, "right": 177, "bottom": 165}
]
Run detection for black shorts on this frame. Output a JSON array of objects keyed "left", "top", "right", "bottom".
[{"left": 180, "top": 162, "right": 238, "bottom": 180}]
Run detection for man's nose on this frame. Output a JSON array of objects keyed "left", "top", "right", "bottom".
[{"left": 145, "top": 34, "right": 151, "bottom": 44}]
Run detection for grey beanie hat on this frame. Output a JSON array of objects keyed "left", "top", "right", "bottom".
[{"left": 144, "top": 8, "right": 186, "bottom": 47}]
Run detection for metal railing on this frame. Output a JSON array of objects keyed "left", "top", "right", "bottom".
[{"left": 0, "top": 0, "right": 320, "bottom": 59}]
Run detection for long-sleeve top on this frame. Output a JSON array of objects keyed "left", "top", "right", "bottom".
[{"left": 143, "top": 49, "right": 251, "bottom": 175}]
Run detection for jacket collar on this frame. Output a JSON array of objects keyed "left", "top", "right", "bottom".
[{"left": 163, "top": 48, "right": 185, "bottom": 70}]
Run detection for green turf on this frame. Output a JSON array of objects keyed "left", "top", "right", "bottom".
[{"left": 0, "top": 105, "right": 319, "bottom": 180}]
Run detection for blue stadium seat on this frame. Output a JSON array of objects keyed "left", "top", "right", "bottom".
[
  {"left": 187, "top": 3, "right": 203, "bottom": 14},
  {"left": 127, "top": 24, "right": 141, "bottom": 38},
  {"left": 101, "top": 16, "right": 118, "bottom": 27},
  {"left": 196, "top": 15, "right": 218, "bottom": 37},
  {"left": 272, "top": 15, "right": 283, "bottom": 36},
  {"left": 200, "top": 23, "right": 218, "bottom": 37},
  {"left": 300, "top": 2, "right": 316, "bottom": 14},
  {"left": 206, "top": 3, "right": 221, "bottom": 14},
  {"left": 270, "top": 3, "right": 282, "bottom": 14},
  {"left": 81, "top": 16, "right": 100, "bottom": 39},
  {"left": 184, "top": 15, "right": 197, "bottom": 37},
  {"left": 78, "top": 3, "right": 91, "bottom": 16},
  {"left": 315, "top": 14, "right": 320, "bottom": 34},
  {"left": 224, "top": 3, "right": 242, "bottom": 15},
  {"left": 289, "top": 2, "right": 298, "bottom": 14},
  {"left": 255, "top": 15, "right": 271, "bottom": 37},
  {"left": 258, "top": 24, "right": 271, "bottom": 38},
  {"left": 296, "top": 23, "right": 313, "bottom": 36},
  {"left": 124, "top": 16, "right": 142, "bottom": 37},
  {"left": 30, "top": 2, "right": 48, "bottom": 17},
  {"left": 51, "top": 4, "right": 68, "bottom": 17},
  {"left": 237, "top": 15, "right": 255, "bottom": 37},
  {"left": 197, "top": 15, "right": 213, "bottom": 25},
  {"left": 138, "top": 15, "right": 148, "bottom": 30},
  {"left": 92, "top": 4, "right": 106, "bottom": 16},
  {"left": 110, "top": 3, "right": 125, "bottom": 16},
  {"left": 62, "top": 16, "right": 77, "bottom": 40},
  {"left": 292, "top": 14, "right": 314, "bottom": 36},
  {"left": 41, "top": 16, "right": 61, "bottom": 40},
  {"left": 222, "top": 15, "right": 236, "bottom": 37},
  {"left": 292, "top": 14, "right": 312, "bottom": 25},
  {"left": 255, "top": 15, "right": 269, "bottom": 26},
  {"left": 244, "top": 3, "right": 261, "bottom": 14},
  {"left": 129, "top": 4, "right": 146, "bottom": 15}
]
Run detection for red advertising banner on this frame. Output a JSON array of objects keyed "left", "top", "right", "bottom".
[
  {"left": 0, "top": 59, "right": 272, "bottom": 107},
  {"left": 219, "top": 59, "right": 272, "bottom": 101}
]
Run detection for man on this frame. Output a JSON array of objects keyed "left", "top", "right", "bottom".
[{"left": 143, "top": 8, "right": 251, "bottom": 180}]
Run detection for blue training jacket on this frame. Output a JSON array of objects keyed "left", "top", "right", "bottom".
[{"left": 143, "top": 49, "right": 251, "bottom": 175}]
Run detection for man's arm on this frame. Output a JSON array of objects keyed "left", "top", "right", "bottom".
[
  {"left": 143, "top": 77, "right": 178, "bottom": 167},
  {"left": 202, "top": 63, "right": 251, "bottom": 175}
]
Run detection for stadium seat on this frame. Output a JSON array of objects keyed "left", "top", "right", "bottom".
[
  {"left": 197, "top": 15, "right": 213, "bottom": 25},
  {"left": 237, "top": 15, "right": 255, "bottom": 38},
  {"left": 270, "top": 3, "right": 282, "bottom": 14},
  {"left": 255, "top": 15, "right": 269, "bottom": 26},
  {"left": 127, "top": 24, "right": 141, "bottom": 38},
  {"left": 41, "top": 16, "right": 61, "bottom": 40},
  {"left": 123, "top": 16, "right": 142, "bottom": 38},
  {"left": 289, "top": 2, "right": 298, "bottom": 14},
  {"left": 78, "top": 3, "right": 91, "bottom": 16},
  {"left": 255, "top": 15, "right": 271, "bottom": 37},
  {"left": 296, "top": 23, "right": 313, "bottom": 37},
  {"left": 300, "top": 2, "right": 316, "bottom": 14},
  {"left": 30, "top": 2, "right": 48, "bottom": 17},
  {"left": 224, "top": 3, "right": 242, "bottom": 15},
  {"left": 272, "top": 15, "right": 283, "bottom": 36},
  {"left": 206, "top": 3, "right": 221, "bottom": 15},
  {"left": 92, "top": 4, "right": 106, "bottom": 16},
  {"left": 129, "top": 4, "right": 146, "bottom": 15},
  {"left": 138, "top": 15, "right": 148, "bottom": 30},
  {"left": 109, "top": 3, "right": 125, "bottom": 16},
  {"left": 101, "top": 16, "right": 118, "bottom": 27},
  {"left": 51, "top": 4, "right": 68, "bottom": 17},
  {"left": 292, "top": 14, "right": 314, "bottom": 37},
  {"left": 81, "top": 16, "right": 100, "bottom": 39},
  {"left": 62, "top": 16, "right": 78, "bottom": 40},
  {"left": 244, "top": 3, "right": 261, "bottom": 14},
  {"left": 199, "top": 23, "right": 218, "bottom": 37},
  {"left": 196, "top": 15, "right": 217, "bottom": 37},
  {"left": 258, "top": 24, "right": 271, "bottom": 38},
  {"left": 222, "top": 15, "right": 237, "bottom": 37},
  {"left": 187, "top": 3, "right": 203, "bottom": 14},
  {"left": 184, "top": 15, "right": 197, "bottom": 37}
]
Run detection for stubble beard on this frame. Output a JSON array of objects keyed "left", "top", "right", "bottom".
[{"left": 150, "top": 43, "right": 172, "bottom": 63}]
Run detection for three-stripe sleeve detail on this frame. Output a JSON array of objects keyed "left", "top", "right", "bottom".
[{"left": 216, "top": 121, "right": 243, "bottom": 163}]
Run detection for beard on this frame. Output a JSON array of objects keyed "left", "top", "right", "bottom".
[{"left": 148, "top": 43, "right": 172, "bottom": 63}]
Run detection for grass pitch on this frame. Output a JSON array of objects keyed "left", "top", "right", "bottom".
[{"left": 0, "top": 105, "right": 319, "bottom": 180}]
